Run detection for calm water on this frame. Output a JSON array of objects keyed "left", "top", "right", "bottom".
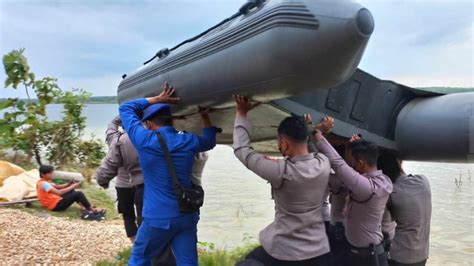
[{"left": 47, "top": 104, "right": 473, "bottom": 265}]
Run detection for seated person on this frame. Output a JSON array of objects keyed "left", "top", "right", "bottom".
[{"left": 36, "top": 165, "right": 103, "bottom": 213}]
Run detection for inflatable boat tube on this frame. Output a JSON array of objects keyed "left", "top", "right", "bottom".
[
  {"left": 395, "top": 92, "right": 474, "bottom": 162},
  {"left": 117, "top": 0, "right": 374, "bottom": 115}
]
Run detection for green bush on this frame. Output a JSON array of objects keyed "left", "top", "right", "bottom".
[{"left": 1, "top": 48, "right": 105, "bottom": 170}]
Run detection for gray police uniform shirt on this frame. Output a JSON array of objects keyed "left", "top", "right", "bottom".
[
  {"left": 191, "top": 152, "right": 208, "bottom": 186},
  {"left": 308, "top": 133, "right": 330, "bottom": 223},
  {"left": 322, "top": 188, "right": 330, "bottom": 223},
  {"left": 386, "top": 174, "right": 432, "bottom": 264},
  {"left": 382, "top": 207, "right": 396, "bottom": 240},
  {"left": 328, "top": 172, "right": 349, "bottom": 225},
  {"left": 96, "top": 116, "right": 144, "bottom": 188},
  {"left": 316, "top": 137, "right": 393, "bottom": 248},
  {"left": 233, "top": 116, "right": 331, "bottom": 261}
]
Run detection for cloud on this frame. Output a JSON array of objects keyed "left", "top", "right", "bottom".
[
  {"left": 0, "top": 0, "right": 243, "bottom": 97},
  {"left": 356, "top": 0, "right": 473, "bottom": 87}
]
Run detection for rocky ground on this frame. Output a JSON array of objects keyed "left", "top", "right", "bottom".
[{"left": 0, "top": 208, "right": 130, "bottom": 265}]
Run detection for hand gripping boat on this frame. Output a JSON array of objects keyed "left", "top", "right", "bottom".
[{"left": 117, "top": 0, "right": 374, "bottom": 115}]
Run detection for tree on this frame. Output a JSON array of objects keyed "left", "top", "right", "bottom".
[{"left": 0, "top": 48, "right": 105, "bottom": 172}]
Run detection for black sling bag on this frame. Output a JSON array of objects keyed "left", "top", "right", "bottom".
[{"left": 156, "top": 132, "right": 204, "bottom": 213}]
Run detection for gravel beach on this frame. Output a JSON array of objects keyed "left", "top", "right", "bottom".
[{"left": 0, "top": 208, "right": 130, "bottom": 265}]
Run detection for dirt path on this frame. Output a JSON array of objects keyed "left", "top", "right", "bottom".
[{"left": 0, "top": 208, "right": 130, "bottom": 265}]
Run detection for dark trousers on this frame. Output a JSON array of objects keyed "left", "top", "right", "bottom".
[
  {"left": 344, "top": 243, "right": 389, "bottom": 266},
  {"left": 53, "top": 190, "right": 91, "bottom": 211},
  {"left": 245, "top": 246, "right": 329, "bottom": 266},
  {"left": 388, "top": 259, "right": 427, "bottom": 266},
  {"left": 116, "top": 186, "right": 144, "bottom": 238},
  {"left": 327, "top": 222, "right": 349, "bottom": 266}
]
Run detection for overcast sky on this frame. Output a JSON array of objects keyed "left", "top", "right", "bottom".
[{"left": 0, "top": 0, "right": 472, "bottom": 97}]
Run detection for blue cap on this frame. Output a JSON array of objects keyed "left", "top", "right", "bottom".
[{"left": 141, "top": 103, "right": 172, "bottom": 121}]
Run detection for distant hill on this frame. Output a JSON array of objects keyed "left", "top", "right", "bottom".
[
  {"left": 2, "top": 87, "right": 472, "bottom": 105},
  {"left": 87, "top": 96, "right": 117, "bottom": 104},
  {"left": 417, "top": 87, "right": 474, "bottom": 94},
  {"left": 0, "top": 96, "right": 117, "bottom": 104}
]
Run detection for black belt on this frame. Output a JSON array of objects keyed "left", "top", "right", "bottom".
[
  {"left": 349, "top": 242, "right": 385, "bottom": 257},
  {"left": 133, "top": 183, "right": 144, "bottom": 189}
]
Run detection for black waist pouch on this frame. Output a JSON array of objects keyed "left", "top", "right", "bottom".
[
  {"left": 157, "top": 132, "right": 204, "bottom": 213},
  {"left": 176, "top": 184, "right": 204, "bottom": 213}
]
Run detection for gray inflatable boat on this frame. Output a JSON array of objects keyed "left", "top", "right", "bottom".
[{"left": 117, "top": 0, "right": 374, "bottom": 115}]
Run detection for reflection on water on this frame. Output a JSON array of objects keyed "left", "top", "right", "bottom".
[
  {"left": 47, "top": 104, "right": 473, "bottom": 265},
  {"left": 45, "top": 104, "right": 119, "bottom": 139}
]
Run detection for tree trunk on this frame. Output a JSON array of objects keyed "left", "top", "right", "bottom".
[{"left": 33, "top": 144, "right": 42, "bottom": 165}]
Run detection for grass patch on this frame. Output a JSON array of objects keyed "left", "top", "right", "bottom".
[
  {"left": 96, "top": 248, "right": 131, "bottom": 266},
  {"left": 198, "top": 242, "right": 259, "bottom": 266},
  {"left": 95, "top": 241, "right": 259, "bottom": 266},
  {"left": 10, "top": 181, "right": 119, "bottom": 220}
]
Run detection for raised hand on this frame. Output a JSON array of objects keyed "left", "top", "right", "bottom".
[
  {"left": 197, "top": 106, "right": 212, "bottom": 127},
  {"left": 303, "top": 114, "right": 313, "bottom": 125},
  {"left": 315, "top": 116, "right": 334, "bottom": 134},
  {"left": 157, "top": 82, "right": 180, "bottom": 104},
  {"left": 147, "top": 82, "right": 181, "bottom": 105},
  {"left": 233, "top": 94, "right": 260, "bottom": 117},
  {"left": 349, "top": 133, "right": 362, "bottom": 142}
]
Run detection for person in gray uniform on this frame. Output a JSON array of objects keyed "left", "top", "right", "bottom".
[
  {"left": 378, "top": 153, "right": 432, "bottom": 266},
  {"left": 191, "top": 152, "right": 209, "bottom": 186},
  {"left": 96, "top": 116, "right": 145, "bottom": 242},
  {"left": 313, "top": 124, "right": 393, "bottom": 266},
  {"left": 304, "top": 115, "right": 350, "bottom": 266},
  {"left": 233, "top": 95, "right": 331, "bottom": 266},
  {"left": 305, "top": 114, "right": 332, "bottom": 234}
]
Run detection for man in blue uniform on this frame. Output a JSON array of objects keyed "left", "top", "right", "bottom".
[{"left": 119, "top": 83, "right": 217, "bottom": 266}]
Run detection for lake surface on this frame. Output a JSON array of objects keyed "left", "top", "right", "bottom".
[{"left": 47, "top": 104, "right": 473, "bottom": 265}]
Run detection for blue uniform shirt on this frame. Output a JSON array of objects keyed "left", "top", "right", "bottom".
[{"left": 119, "top": 98, "right": 217, "bottom": 219}]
